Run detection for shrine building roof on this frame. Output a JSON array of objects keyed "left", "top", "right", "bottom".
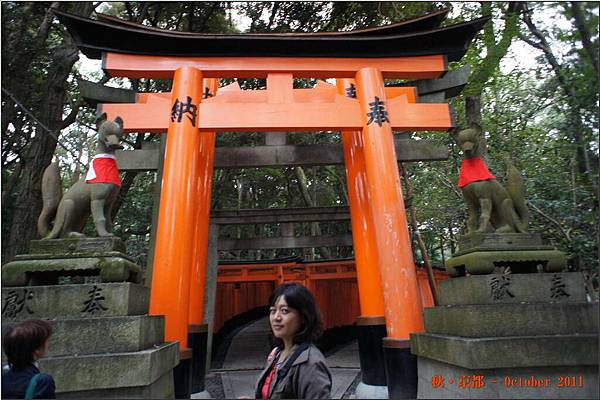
[{"left": 53, "top": 9, "right": 489, "bottom": 62}]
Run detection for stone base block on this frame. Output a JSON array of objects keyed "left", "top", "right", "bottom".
[
  {"left": 1, "top": 283, "right": 149, "bottom": 322},
  {"left": 417, "top": 356, "right": 599, "bottom": 399},
  {"left": 2, "top": 255, "right": 141, "bottom": 286},
  {"left": 57, "top": 369, "right": 174, "bottom": 399},
  {"left": 190, "top": 390, "right": 212, "bottom": 399},
  {"left": 438, "top": 273, "right": 586, "bottom": 306},
  {"left": 4, "top": 315, "right": 164, "bottom": 357},
  {"left": 40, "top": 342, "right": 179, "bottom": 393},
  {"left": 355, "top": 382, "right": 388, "bottom": 399},
  {"left": 446, "top": 249, "right": 567, "bottom": 276},
  {"left": 410, "top": 333, "right": 598, "bottom": 370},
  {"left": 424, "top": 301, "right": 599, "bottom": 337},
  {"left": 29, "top": 237, "right": 126, "bottom": 255},
  {"left": 456, "top": 233, "right": 543, "bottom": 253}
]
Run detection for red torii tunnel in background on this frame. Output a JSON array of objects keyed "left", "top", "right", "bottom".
[
  {"left": 214, "top": 259, "right": 448, "bottom": 334},
  {"left": 56, "top": 8, "right": 488, "bottom": 398}
]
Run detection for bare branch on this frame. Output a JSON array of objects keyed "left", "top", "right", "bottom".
[
  {"left": 529, "top": 202, "right": 572, "bottom": 241},
  {"left": 400, "top": 162, "right": 439, "bottom": 305}
]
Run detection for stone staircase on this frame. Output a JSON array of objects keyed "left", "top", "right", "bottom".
[
  {"left": 411, "top": 272, "right": 599, "bottom": 399},
  {"left": 2, "top": 239, "right": 178, "bottom": 399}
]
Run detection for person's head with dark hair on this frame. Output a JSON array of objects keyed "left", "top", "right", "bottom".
[
  {"left": 2, "top": 319, "right": 52, "bottom": 369},
  {"left": 268, "top": 282, "right": 323, "bottom": 348}
]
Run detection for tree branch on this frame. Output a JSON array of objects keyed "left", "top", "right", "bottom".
[
  {"left": 569, "top": 2, "right": 599, "bottom": 75},
  {"left": 529, "top": 202, "right": 572, "bottom": 241},
  {"left": 517, "top": 33, "right": 545, "bottom": 51},
  {"left": 400, "top": 162, "right": 439, "bottom": 305},
  {"left": 199, "top": 2, "right": 219, "bottom": 32}
]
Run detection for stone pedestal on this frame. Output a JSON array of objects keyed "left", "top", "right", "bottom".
[
  {"left": 445, "top": 233, "right": 567, "bottom": 276},
  {"left": 1, "top": 238, "right": 177, "bottom": 399},
  {"left": 2, "top": 237, "right": 142, "bottom": 286},
  {"left": 410, "top": 272, "right": 599, "bottom": 399}
]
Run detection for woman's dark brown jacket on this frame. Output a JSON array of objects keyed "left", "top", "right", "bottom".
[{"left": 255, "top": 342, "right": 332, "bottom": 399}]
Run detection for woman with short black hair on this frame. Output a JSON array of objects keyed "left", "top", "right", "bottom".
[
  {"left": 255, "top": 282, "right": 332, "bottom": 399},
  {"left": 2, "top": 319, "right": 56, "bottom": 399}
]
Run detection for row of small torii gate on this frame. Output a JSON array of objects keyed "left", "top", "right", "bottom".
[{"left": 57, "top": 8, "right": 489, "bottom": 399}]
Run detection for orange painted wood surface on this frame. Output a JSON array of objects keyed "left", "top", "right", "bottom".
[
  {"left": 103, "top": 52, "right": 447, "bottom": 79},
  {"left": 188, "top": 78, "right": 219, "bottom": 326},
  {"left": 100, "top": 90, "right": 452, "bottom": 133},
  {"left": 149, "top": 67, "right": 204, "bottom": 350},
  {"left": 355, "top": 67, "right": 424, "bottom": 340},
  {"left": 338, "top": 78, "right": 386, "bottom": 318},
  {"left": 212, "top": 260, "right": 446, "bottom": 333}
]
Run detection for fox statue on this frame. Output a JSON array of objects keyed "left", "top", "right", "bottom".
[
  {"left": 37, "top": 113, "right": 124, "bottom": 239},
  {"left": 456, "top": 124, "right": 529, "bottom": 235}
]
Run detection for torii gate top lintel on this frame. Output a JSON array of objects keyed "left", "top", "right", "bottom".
[
  {"left": 54, "top": 8, "right": 489, "bottom": 76},
  {"left": 102, "top": 52, "right": 449, "bottom": 80}
]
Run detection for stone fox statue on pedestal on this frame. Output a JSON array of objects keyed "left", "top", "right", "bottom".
[
  {"left": 38, "top": 113, "right": 124, "bottom": 239},
  {"left": 456, "top": 125, "right": 529, "bottom": 234}
]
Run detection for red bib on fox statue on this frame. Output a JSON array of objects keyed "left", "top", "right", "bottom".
[
  {"left": 458, "top": 157, "right": 496, "bottom": 188},
  {"left": 85, "top": 154, "right": 122, "bottom": 186}
]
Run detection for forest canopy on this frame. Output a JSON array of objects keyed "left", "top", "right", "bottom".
[{"left": 1, "top": 2, "right": 598, "bottom": 294}]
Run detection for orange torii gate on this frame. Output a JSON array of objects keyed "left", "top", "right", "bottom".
[
  {"left": 100, "top": 55, "right": 448, "bottom": 336},
  {"left": 56, "top": 8, "right": 487, "bottom": 398},
  {"left": 105, "top": 59, "right": 443, "bottom": 398}
]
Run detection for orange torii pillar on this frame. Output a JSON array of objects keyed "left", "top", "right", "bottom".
[
  {"left": 355, "top": 67, "right": 425, "bottom": 399},
  {"left": 187, "top": 78, "right": 218, "bottom": 393},
  {"left": 149, "top": 66, "right": 204, "bottom": 398},
  {"left": 337, "top": 79, "right": 389, "bottom": 394}
]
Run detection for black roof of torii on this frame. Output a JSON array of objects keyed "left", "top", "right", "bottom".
[{"left": 54, "top": 8, "right": 489, "bottom": 62}]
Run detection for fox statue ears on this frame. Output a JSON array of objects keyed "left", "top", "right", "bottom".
[
  {"left": 96, "top": 112, "right": 107, "bottom": 128},
  {"left": 95, "top": 112, "right": 124, "bottom": 129}
]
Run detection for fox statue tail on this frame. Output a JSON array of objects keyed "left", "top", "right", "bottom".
[
  {"left": 37, "top": 162, "right": 63, "bottom": 237},
  {"left": 506, "top": 161, "right": 529, "bottom": 233}
]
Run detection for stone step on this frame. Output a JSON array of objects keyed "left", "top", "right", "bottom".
[
  {"left": 456, "top": 233, "right": 543, "bottom": 254},
  {"left": 29, "top": 237, "right": 127, "bottom": 255},
  {"left": 1, "top": 283, "right": 149, "bottom": 322},
  {"left": 2, "top": 255, "right": 142, "bottom": 286},
  {"left": 417, "top": 357, "right": 599, "bottom": 399},
  {"left": 424, "top": 301, "right": 599, "bottom": 337},
  {"left": 57, "top": 370, "right": 174, "bottom": 399},
  {"left": 39, "top": 341, "right": 179, "bottom": 394},
  {"left": 438, "top": 273, "right": 585, "bottom": 305},
  {"left": 3, "top": 315, "right": 165, "bottom": 357},
  {"left": 410, "top": 332, "right": 598, "bottom": 370}
]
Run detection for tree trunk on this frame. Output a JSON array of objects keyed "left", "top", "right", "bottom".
[
  {"left": 461, "top": 2, "right": 523, "bottom": 157},
  {"left": 465, "top": 95, "right": 489, "bottom": 162},
  {"left": 569, "top": 2, "right": 598, "bottom": 75}
]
